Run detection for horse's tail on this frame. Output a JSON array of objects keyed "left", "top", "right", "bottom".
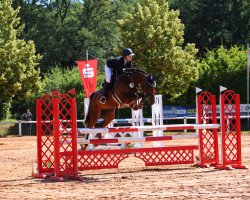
[{"left": 83, "top": 93, "right": 95, "bottom": 127}]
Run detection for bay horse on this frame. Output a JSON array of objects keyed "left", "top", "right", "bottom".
[
  {"left": 81, "top": 68, "right": 156, "bottom": 145},
  {"left": 84, "top": 68, "right": 156, "bottom": 128}
]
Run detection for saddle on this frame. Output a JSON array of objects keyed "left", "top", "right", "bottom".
[{"left": 99, "top": 71, "right": 130, "bottom": 104}]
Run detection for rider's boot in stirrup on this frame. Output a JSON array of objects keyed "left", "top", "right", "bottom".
[{"left": 100, "top": 81, "right": 110, "bottom": 104}]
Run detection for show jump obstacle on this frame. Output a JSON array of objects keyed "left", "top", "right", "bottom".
[{"left": 34, "top": 88, "right": 247, "bottom": 181}]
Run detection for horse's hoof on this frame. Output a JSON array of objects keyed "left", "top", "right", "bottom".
[
  {"left": 80, "top": 146, "right": 86, "bottom": 151},
  {"left": 79, "top": 144, "right": 88, "bottom": 151},
  {"left": 96, "top": 133, "right": 102, "bottom": 139},
  {"left": 86, "top": 145, "right": 95, "bottom": 150}
]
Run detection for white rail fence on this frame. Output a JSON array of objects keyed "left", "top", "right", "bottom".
[{"left": 1, "top": 115, "right": 250, "bottom": 136}]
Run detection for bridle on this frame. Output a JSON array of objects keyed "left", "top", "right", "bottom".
[
  {"left": 133, "top": 75, "right": 156, "bottom": 98},
  {"left": 111, "top": 69, "right": 156, "bottom": 108}
]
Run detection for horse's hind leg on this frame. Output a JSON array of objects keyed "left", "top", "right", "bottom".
[
  {"left": 97, "top": 109, "right": 116, "bottom": 128},
  {"left": 88, "top": 109, "right": 101, "bottom": 128},
  {"left": 95, "top": 109, "right": 115, "bottom": 139},
  {"left": 81, "top": 106, "right": 101, "bottom": 150}
]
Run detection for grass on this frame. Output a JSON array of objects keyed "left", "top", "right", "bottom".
[{"left": 0, "top": 119, "right": 19, "bottom": 137}]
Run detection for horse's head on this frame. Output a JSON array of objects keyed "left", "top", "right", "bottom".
[
  {"left": 145, "top": 74, "right": 156, "bottom": 105},
  {"left": 114, "top": 68, "right": 157, "bottom": 109},
  {"left": 123, "top": 68, "right": 157, "bottom": 106}
]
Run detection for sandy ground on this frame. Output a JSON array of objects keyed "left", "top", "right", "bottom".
[{"left": 0, "top": 135, "right": 250, "bottom": 200}]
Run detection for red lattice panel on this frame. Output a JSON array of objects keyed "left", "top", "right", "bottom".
[
  {"left": 197, "top": 91, "right": 219, "bottom": 166},
  {"left": 134, "top": 146, "right": 198, "bottom": 166},
  {"left": 78, "top": 150, "right": 129, "bottom": 170},
  {"left": 219, "top": 90, "right": 245, "bottom": 169},
  {"left": 53, "top": 92, "right": 78, "bottom": 178},
  {"left": 36, "top": 93, "right": 55, "bottom": 174},
  {"left": 77, "top": 146, "right": 197, "bottom": 170}
]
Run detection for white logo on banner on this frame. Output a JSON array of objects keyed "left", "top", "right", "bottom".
[{"left": 82, "top": 63, "right": 94, "bottom": 78}]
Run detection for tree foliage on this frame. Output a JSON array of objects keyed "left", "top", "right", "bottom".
[
  {"left": 170, "top": 0, "right": 250, "bottom": 56},
  {"left": 0, "top": 0, "right": 41, "bottom": 119},
  {"left": 13, "top": 0, "right": 128, "bottom": 72},
  {"left": 197, "top": 46, "right": 247, "bottom": 102},
  {"left": 2, "top": 0, "right": 249, "bottom": 119},
  {"left": 118, "top": 0, "right": 199, "bottom": 99}
]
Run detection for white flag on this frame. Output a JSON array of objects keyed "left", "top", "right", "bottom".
[
  {"left": 195, "top": 87, "right": 202, "bottom": 94},
  {"left": 220, "top": 86, "right": 227, "bottom": 92}
]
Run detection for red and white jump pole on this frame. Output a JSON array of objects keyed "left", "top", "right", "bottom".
[{"left": 77, "top": 124, "right": 220, "bottom": 134}]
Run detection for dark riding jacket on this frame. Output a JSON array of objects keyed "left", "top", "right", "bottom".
[{"left": 107, "top": 56, "right": 132, "bottom": 74}]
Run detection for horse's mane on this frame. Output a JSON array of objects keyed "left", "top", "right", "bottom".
[{"left": 122, "top": 68, "right": 148, "bottom": 76}]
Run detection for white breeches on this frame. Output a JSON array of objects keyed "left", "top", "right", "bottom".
[{"left": 105, "top": 65, "right": 112, "bottom": 83}]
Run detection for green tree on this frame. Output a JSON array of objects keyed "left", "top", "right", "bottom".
[
  {"left": 197, "top": 45, "right": 247, "bottom": 102},
  {"left": 13, "top": 0, "right": 125, "bottom": 72},
  {"left": 170, "top": 0, "right": 250, "bottom": 56},
  {"left": 0, "top": 0, "right": 41, "bottom": 120},
  {"left": 118, "top": 0, "right": 199, "bottom": 99}
]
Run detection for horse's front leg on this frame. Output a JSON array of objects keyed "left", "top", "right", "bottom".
[
  {"left": 136, "top": 97, "right": 146, "bottom": 110},
  {"left": 130, "top": 97, "right": 145, "bottom": 110},
  {"left": 129, "top": 101, "right": 137, "bottom": 110}
]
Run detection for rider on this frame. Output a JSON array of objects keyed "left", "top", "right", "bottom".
[{"left": 102, "top": 48, "right": 135, "bottom": 96}]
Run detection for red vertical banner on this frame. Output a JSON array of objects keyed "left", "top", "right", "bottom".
[{"left": 76, "top": 59, "right": 98, "bottom": 98}]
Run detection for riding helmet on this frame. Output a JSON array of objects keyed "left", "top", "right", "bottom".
[{"left": 122, "top": 48, "right": 135, "bottom": 56}]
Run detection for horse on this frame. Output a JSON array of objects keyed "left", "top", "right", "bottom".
[{"left": 81, "top": 68, "right": 156, "bottom": 145}]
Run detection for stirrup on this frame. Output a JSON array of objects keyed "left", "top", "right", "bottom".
[{"left": 99, "top": 96, "right": 106, "bottom": 104}]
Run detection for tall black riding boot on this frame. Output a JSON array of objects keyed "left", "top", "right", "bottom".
[{"left": 102, "top": 81, "right": 111, "bottom": 96}]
